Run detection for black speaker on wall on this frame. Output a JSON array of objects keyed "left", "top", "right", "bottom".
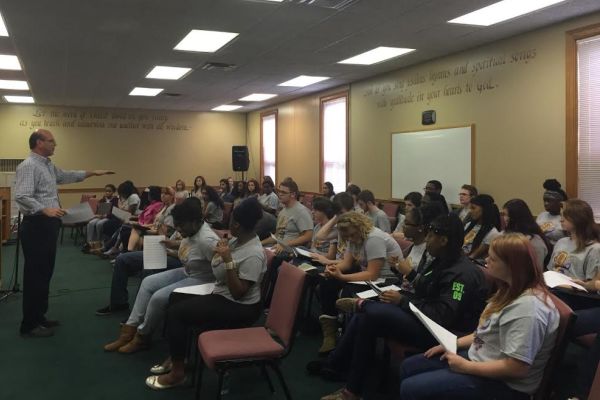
[{"left": 232, "top": 146, "right": 249, "bottom": 171}]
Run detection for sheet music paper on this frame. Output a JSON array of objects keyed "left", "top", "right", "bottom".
[
  {"left": 409, "top": 302, "right": 457, "bottom": 353},
  {"left": 543, "top": 271, "right": 588, "bottom": 292},
  {"left": 295, "top": 247, "right": 313, "bottom": 258},
  {"left": 270, "top": 233, "right": 295, "bottom": 254},
  {"left": 111, "top": 207, "right": 132, "bottom": 222},
  {"left": 298, "top": 263, "right": 317, "bottom": 272},
  {"left": 357, "top": 285, "right": 401, "bottom": 299},
  {"left": 173, "top": 283, "right": 215, "bottom": 295},
  {"left": 61, "top": 202, "right": 95, "bottom": 224},
  {"left": 143, "top": 235, "right": 167, "bottom": 270}
]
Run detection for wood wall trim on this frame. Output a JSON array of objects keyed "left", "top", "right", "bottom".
[
  {"left": 565, "top": 22, "right": 600, "bottom": 198},
  {"left": 58, "top": 187, "right": 105, "bottom": 194}
]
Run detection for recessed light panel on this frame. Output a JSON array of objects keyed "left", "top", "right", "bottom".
[
  {"left": 239, "top": 93, "right": 277, "bottom": 102},
  {"left": 4, "top": 95, "right": 34, "bottom": 103},
  {"left": 146, "top": 66, "right": 191, "bottom": 80},
  {"left": 0, "top": 55, "right": 20, "bottom": 70},
  {"left": 174, "top": 30, "right": 239, "bottom": 53},
  {"left": 129, "top": 87, "right": 163, "bottom": 96},
  {"left": 0, "top": 12, "right": 8, "bottom": 37},
  {"left": 278, "top": 75, "right": 329, "bottom": 87},
  {"left": 212, "top": 105, "right": 243, "bottom": 111},
  {"left": 0, "top": 80, "right": 28, "bottom": 90},
  {"left": 449, "top": 0, "right": 566, "bottom": 26},
  {"left": 338, "top": 46, "right": 415, "bottom": 65}
]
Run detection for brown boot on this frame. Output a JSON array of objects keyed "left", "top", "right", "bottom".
[
  {"left": 104, "top": 324, "right": 136, "bottom": 352},
  {"left": 318, "top": 315, "right": 339, "bottom": 355},
  {"left": 118, "top": 332, "right": 151, "bottom": 354}
]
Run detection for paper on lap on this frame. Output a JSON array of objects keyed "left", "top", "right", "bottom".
[
  {"left": 61, "top": 202, "right": 95, "bottom": 224},
  {"left": 347, "top": 278, "right": 386, "bottom": 286},
  {"left": 543, "top": 271, "right": 587, "bottom": 292},
  {"left": 357, "top": 284, "right": 401, "bottom": 299},
  {"left": 409, "top": 302, "right": 457, "bottom": 353},
  {"left": 111, "top": 207, "right": 132, "bottom": 222},
  {"left": 173, "top": 283, "right": 215, "bottom": 295},
  {"left": 143, "top": 235, "right": 166, "bottom": 270}
]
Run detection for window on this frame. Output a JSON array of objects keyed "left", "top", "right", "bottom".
[
  {"left": 320, "top": 93, "right": 348, "bottom": 194},
  {"left": 567, "top": 24, "right": 600, "bottom": 219},
  {"left": 261, "top": 111, "right": 277, "bottom": 184}
]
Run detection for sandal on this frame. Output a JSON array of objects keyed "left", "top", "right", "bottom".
[
  {"left": 145, "top": 375, "right": 186, "bottom": 390},
  {"left": 150, "top": 361, "right": 172, "bottom": 375}
]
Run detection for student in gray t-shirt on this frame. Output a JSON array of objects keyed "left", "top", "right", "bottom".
[
  {"left": 357, "top": 189, "right": 391, "bottom": 233},
  {"left": 400, "top": 233, "right": 559, "bottom": 399}
]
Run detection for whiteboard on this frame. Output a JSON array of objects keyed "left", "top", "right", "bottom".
[{"left": 391, "top": 126, "right": 474, "bottom": 206}]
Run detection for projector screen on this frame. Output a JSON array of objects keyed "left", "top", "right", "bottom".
[{"left": 391, "top": 125, "right": 474, "bottom": 206}]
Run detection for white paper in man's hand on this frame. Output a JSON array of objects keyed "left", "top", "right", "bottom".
[
  {"left": 543, "top": 271, "right": 588, "bottom": 292},
  {"left": 409, "top": 302, "right": 457, "bottom": 353},
  {"left": 143, "top": 235, "right": 167, "bottom": 270},
  {"left": 61, "top": 202, "right": 95, "bottom": 224}
]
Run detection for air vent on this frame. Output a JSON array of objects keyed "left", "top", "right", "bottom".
[
  {"left": 0, "top": 159, "right": 24, "bottom": 172},
  {"left": 287, "top": 0, "right": 360, "bottom": 10},
  {"left": 201, "top": 62, "right": 238, "bottom": 71},
  {"left": 161, "top": 92, "right": 182, "bottom": 97}
]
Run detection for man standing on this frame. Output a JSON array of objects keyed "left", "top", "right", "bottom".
[{"left": 15, "top": 129, "right": 113, "bottom": 337}]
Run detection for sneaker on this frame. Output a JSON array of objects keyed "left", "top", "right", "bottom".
[
  {"left": 95, "top": 303, "right": 129, "bottom": 316},
  {"left": 335, "top": 298, "right": 359, "bottom": 313},
  {"left": 20, "top": 325, "right": 54, "bottom": 338}
]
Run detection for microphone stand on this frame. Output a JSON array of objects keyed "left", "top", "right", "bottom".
[{"left": 0, "top": 211, "right": 21, "bottom": 301}]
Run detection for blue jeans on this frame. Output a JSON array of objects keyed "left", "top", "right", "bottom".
[{"left": 400, "top": 353, "right": 530, "bottom": 400}]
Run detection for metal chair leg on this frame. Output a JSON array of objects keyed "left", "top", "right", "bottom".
[
  {"left": 195, "top": 360, "right": 204, "bottom": 400},
  {"left": 260, "top": 363, "right": 275, "bottom": 393},
  {"left": 216, "top": 369, "right": 224, "bottom": 400},
  {"left": 270, "top": 362, "right": 292, "bottom": 400}
]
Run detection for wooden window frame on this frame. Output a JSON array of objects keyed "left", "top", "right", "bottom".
[
  {"left": 319, "top": 91, "right": 349, "bottom": 192},
  {"left": 565, "top": 22, "right": 600, "bottom": 197},
  {"left": 260, "top": 110, "right": 278, "bottom": 185}
]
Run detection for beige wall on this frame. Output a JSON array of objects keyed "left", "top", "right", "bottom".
[
  {"left": 248, "top": 12, "right": 600, "bottom": 214},
  {"left": 0, "top": 105, "right": 246, "bottom": 207}
]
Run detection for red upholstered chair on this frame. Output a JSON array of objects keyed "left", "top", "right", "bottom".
[
  {"left": 260, "top": 248, "right": 276, "bottom": 303},
  {"left": 195, "top": 261, "right": 306, "bottom": 400},
  {"left": 533, "top": 293, "right": 576, "bottom": 400},
  {"left": 87, "top": 197, "right": 99, "bottom": 214},
  {"left": 382, "top": 202, "right": 400, "bottom": 230},
  {"left": 393, "top": 236, "right": 413, "bottom": 258}
]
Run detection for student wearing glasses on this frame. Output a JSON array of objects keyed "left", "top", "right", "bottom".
[
  {"left": 455, "top": 184, "right": 478, "bottom": 224},
  {"left": 312, "top": 214, "right": 487, "bottom": 400}
]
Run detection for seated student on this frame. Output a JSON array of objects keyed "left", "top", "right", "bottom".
[
  {"left": 190, "top": 175, "right": 206, "bottom": 200},
  {"left": 312, "top": 192, "right": 354, "bottom": 265},
  {"left": 217, "top": 178, "right": 232, "bottom": 202},
  {"left": 258, "top": 179, "right": 279, "bottom": 214},
  {"left": 95, "top": 180, "right": 140, "bottom": 251},
  {"left": 126, "top": 187, "right": 176, "bottom": 252},
  {"left": 392, "top": 191, "right": 422, "bottom": 241},
  {"left": 424, "top": 179, "right": 450, "bottom": 213},
  {"left": 231, "top": 180, "right": 247, "bottom": 208},
  {"left": 322, "top": 181, "right": 336, "bottom": 201},
  {"left": 174, "top": 179, "right": 189, "bottom": 201},
  {"left": 346, "top": 184, "right": 363, "bottom": 214},
  {"left": 399, "top": 233, "right": 559, "bottom": 400},
  {"left": 463, "top": 194, "right": 501, "bottom": 261},
  {"left": 537, "top": 178, "right": 568, "bottom": 246},
  {"left": 201, "top": 186, "right": 225, "bottom": 228},
  {"left": 311, "top": 197, "right": 338, "bottom": 257},
  {"left": 455, "top": 184, "right": 478, "bottom": 224},
  {"left": 95, "top": 230, "right": 183, "bottom": 316},
  {"left": 103, "top": 198, "right": 219, "bottom": 354},
  {"left": 246, "top": 178, "right": 260, "bottom": 198},
  {"left": 501, "top": 199, "right": 551, "bottom": 270},
  {"left": 357, "top": 190, "right": 391, "bottom": 233},
  {"left": 83, "top": 184, "right": 119, "bottom": 252},
  {"left": 315, "top": 211, "right": 403, "bottom": 355},
  {"left": 314, "top": 214, "right": 487, "bottom": 400},
  {"left": 145, "top": 198, "right": 267, "bottom": 389}
]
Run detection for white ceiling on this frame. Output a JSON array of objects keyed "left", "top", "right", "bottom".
[{"left": 0, "top": 0, "right": 598, "bottom": 112}]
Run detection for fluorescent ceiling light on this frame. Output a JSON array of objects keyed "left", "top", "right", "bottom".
[
  {"left": 278, "top": 75, "right": 329, "bottom": 87},
  {"left": 212, "top": 105, "right": 243, "bottom": 111},
  {"left": 448, "top": 0, "right": 566, "bottom": 26},
  {"left": 239, "top": 93, "right": 277, "bottom": 102},
  {"left": 174, "top": 30, "right": 239, "bottom": 53},
  {"left": 0, "top": 12, "right": 8, "bottom": 37},
  {"left": 262, "top": 0, "right": 285, "bottom": 2},
  {"left": 129, "top": 87, "right": 163, "bottom": 96},
  {"left": 146, "top": 66, "right": 191, "bottom": 80},
  {"left": 0, "top": 55, "right": 21, "bottom": 70},
  {"left": 338, "top": 46, "right": 415, "bottom": 65},
  {"left": 4, "top": 95, "right": 34, "bottom": 103},
  {"left": 0, "top": 79, "right": 28, "bottom": 90}
]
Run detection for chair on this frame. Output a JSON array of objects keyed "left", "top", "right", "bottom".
[
  {"left": 301, "top": 193, "right": 314, "bottom": 209},
  {"left": 533, "top": 293, "right": 576, "bottom": 400},
  {"left": 221, "top": 202, "right": 233, "bottom": 228},
  {"left": 87, "top": 197, "right": 99, "bottom": 214},
  {"left": 60, "top": 195, "right": 96, "bottom": 245},
  {"left": 393, "top": 236, "right": 413, "bottom": 257},
  {"left": 260, "top": 248, "right": 276, "bottom": 303},
  {"left": 196, "top": 261, "right": 306, "bottom": 400},
  {"left": 382, "top": 201, "right": 400, "bottom": 230}
]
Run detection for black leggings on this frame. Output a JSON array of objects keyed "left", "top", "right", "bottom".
[{"left": 166, "top": 293, "right": 262, "bottom": 360}]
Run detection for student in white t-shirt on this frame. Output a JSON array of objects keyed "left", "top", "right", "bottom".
[
  {"left": 400, "top": 233, "right": 559, "bottom": 400},
  {"left": 501, "top": 199, "right": 551, "bottom": 270},
  {"left": 357, "top": 189, "right": 391, "bottom": 233},
  {"left": 463, "top": 194, "right": 501, "bottom": 261},
  {"left": 536, "top": 178, "right": 568, "bottom": 246},
  {"left": 392, "top": 191, "right": 422, "bottom": 241}
]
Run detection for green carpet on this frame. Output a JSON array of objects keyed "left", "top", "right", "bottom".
[{"left": 0, "top": 238, "right": 588, "bottom": 400}]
